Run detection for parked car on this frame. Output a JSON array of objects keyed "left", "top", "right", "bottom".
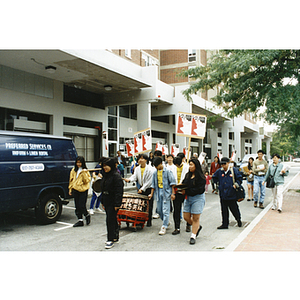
[
  {"left": 0, "top": 131, "right": 77, "bottom": 224},
  {"left": 236, "top": 153, "right": 268, "bottom": 179},
  {"left": 293, "top": 158, "right": 300, "bottom": 162}
]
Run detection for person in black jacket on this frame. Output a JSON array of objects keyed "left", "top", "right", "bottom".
[
  {"left": 180, "top": 158, "right": 206, "bottom": 245},
  {"left": 212, "top": 157, "right": 242, "bottom": 229},
  {"left": 100, "top": 157, "right": 124, "bottom": 249}
]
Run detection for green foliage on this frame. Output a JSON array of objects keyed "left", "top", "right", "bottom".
[
  {"left": 270, "top": 127, "right": 300, "bottom": 157},
  {"left": 181, "top": 50, "right": 300, "bottom": 140}
]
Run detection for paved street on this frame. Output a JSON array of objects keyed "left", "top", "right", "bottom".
[{"left": 1, "top": 162, "right": 299, "bottom": 251}]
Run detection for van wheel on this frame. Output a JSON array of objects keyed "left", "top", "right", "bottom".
[{"left": 35, "top": 193, "right": 62, "bottom": 224}]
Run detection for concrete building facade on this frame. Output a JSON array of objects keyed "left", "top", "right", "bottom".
[{"left": 0, "top": 49, "right": 271, "bottom": 169}]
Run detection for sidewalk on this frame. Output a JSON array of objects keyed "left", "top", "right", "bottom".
[{"left": 234, "top": 172, "right": 300, "bottom": 251}]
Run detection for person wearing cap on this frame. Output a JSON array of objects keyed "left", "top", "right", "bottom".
[
  {"left": 212, "top": 157, "right": 242, "bottom": 229},
  {"left": 253, "top": 149, "right": 268, "bottom": 209}
]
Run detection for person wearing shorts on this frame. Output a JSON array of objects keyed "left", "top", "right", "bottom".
[{"left": 181, "top": 158, "right": 206, "bottom": 245}]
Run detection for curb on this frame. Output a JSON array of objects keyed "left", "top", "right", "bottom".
[{"left": 225, "top": 170, "right": 300, "bottom": 251}]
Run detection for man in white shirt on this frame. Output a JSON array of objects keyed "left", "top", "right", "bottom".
[{"left": 124, "top": 153, "right": 154, "bottom": 226}]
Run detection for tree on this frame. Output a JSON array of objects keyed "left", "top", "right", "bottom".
[
  {"left": 181, "top": 50, "right": 300, "bottom": 140},
  {"left": 270, "top": 126, "right": 300, "bottom": 160}
]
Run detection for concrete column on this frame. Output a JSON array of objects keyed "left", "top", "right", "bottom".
[
  {"left": 221, "top": 126, "right": 229, "bottom": 157},
  {"left": 233, "top": 129, "right": 242, "bottom": 161},
  {"left": 265, "top": 138, "right": 271, "bottom": 159},
  {"left": 49, "top": 114, "right": 63, "bottom": 136},
  {"left": 209, "top": 128, "right": 218, "bottom": 158},
  {"left": 137, "top": 102, "right": 151, "bottom": 131}
]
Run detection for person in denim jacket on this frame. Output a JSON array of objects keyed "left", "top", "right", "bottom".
[
  {"left": 263, "top": 154, "right": 289, "bottom": 213},
  {"left": 148, "top": 157, "right": 176, "bottom": 235}
]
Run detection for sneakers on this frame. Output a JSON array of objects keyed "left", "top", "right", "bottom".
[
  {"left": 271, "top": 206, "right": 276, "bottom": 210},
  {"left": 159, "top": 226, "right": 166, "bottom": 235},
  {"left": 237, "top": 220, "right": 242, "bottom": 227},
  {"left": 259, "top": 203, "right": 264, "bottom": 209},
  {"left": 153, "top": 213, "right": 160, "bottom": 219},
  {"left": 105, "top": 241, "right": 114, "bottom": 249},
  {"left": 278, "top": 208, "right": 282, "bottom": 213},
  {"left": 196, "top": 225, "right": 202, "bottom": 237},
  {"left": 217, "top": 225, "right": 228, "bottom": 229},
  {"left": 190, "top": 238, "right": 196, "bottom": 245},
  {"left": 254, "top": 201, "right": 257, "bottom": 208},
  {"left": 89, "top": 209, "right": 94, "bottom": 215},
  {"left": 172, "top": 229, "right": 180, "bottom": 235},
  {"left": 96, "top": 207, "right": 105, "bottom": 214},
  {"left": 73, "top": 220, "right": 84, "bottom": 227}
]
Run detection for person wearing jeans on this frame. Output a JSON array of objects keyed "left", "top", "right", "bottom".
[
  {"left": 253, "top": 150, "right": 268, "bottom": 209},
  {"left": 148, "top": 157, "right": 176, "bottom": 235},
  {"left": 263, "top": 153, "right": 289, "bottom": 213}
]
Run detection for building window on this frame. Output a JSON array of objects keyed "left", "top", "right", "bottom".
[
  {"left": 108, "top": 106, "right": 117, "bottom": 116},
  {"left": 151, "top": 115, "right": 170, "bottom": 124},
  {"left": 119, "top": 104, "right": 137, "bottom": 120},
  {"left": 119, "top": 105, "right": 130, "bottom": 118},
  {"left": 229, "top": 132, "right": 234, "bottom": 140},
  {"left": 142, "top": 52, "right": 159, "bottom": 67},
  {"left": 218, "top": 132, "right": 222, "bottom": 138},
  {"left": 125, "top": 49, "right": 131, "bottom": 58},
  {"left": 188, "top": 49, "right": 196, "bottom": 62}
]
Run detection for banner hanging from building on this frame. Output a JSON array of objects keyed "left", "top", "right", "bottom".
[{"left": 176, "top": 112, "right": 207, "bottom": 139}]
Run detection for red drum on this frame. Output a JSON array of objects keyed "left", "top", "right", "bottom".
[{"left": 117, "top": 193, "right": 149, "bottom": 230}]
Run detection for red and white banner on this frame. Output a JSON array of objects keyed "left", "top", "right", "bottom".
[
  {"left": 231, "top": 150, "right": 236, "bottom": 162},
  {"left": 155, "top": 141, "right": 163, "bottom": 152},
  {"left": 217, "top": 151, "right": 223, "bottom": 160},
  {"left": 177, "top": 112, "right": 207, "bottom": 139},
  {"left": 134, "top": 128, "right": 152, "bottom": 155},
  {"left": 155, "top": 141, "right": 168, "bottom": 155},
  {"left": 171, "top": 144, "right": 180, "bottom": 157},
  {"left": 102, "top": 131, "right": 108, "bottom": 151},
  {"left": 125, "top": 140, "right": 135, "bottom": 157},
  {"left": 199, "top": 152, "right": 207, "bottom": 164},
  {"left": 162, "top": 144, "right": 169, "bottom": 155}
]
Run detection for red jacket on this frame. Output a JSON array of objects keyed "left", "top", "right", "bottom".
[{"left": 210, "top": 162, "right": 220, "bottom": 175}]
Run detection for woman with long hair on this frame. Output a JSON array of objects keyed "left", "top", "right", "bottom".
[
  {"left": 68, "top": 156, "right": 91, "bottom": 227},
  {"left": 100, "top": 157, "right": 124, "bottom": 249},
  {"left": 181, "top": 158, "right": 206, "bottom": 245},
  {"left": 245, "top": 157, "right": 254, "bottom": 201}
]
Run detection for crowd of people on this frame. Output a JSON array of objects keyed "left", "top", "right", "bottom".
[{"left": 68, "top": 149, "right": 289, "bottom": 249}]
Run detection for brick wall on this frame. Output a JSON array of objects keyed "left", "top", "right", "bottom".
[
  {"left": 142, "top": 49, "right": 159, "bottom": 60},
  {"left": 160, "top": 50, "right": 188, "bottom": 66},
  {"left": 160, "top": 66, "right": 188, "bottom": 84}
]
